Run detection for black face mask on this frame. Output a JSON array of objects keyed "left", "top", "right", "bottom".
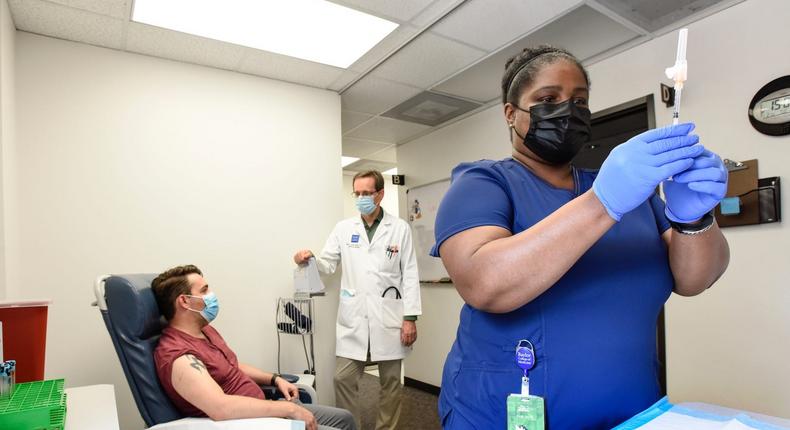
[{"left": 510, "top": 100, "right": 592, "bottom": 165}]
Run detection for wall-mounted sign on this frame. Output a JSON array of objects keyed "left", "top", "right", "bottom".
[
  {"left": 748, "top": 75, "right": 790, "bottom": 136},
  {"left": 660, "top": 83, "right": 675, "bottom": 107}
]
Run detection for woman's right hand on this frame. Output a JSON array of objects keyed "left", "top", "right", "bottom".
[
  {"left": 293, "top": 250, "right": 314, "bottom": 265},
  {"left": 592, "top": 122, "right": 704, "bottom": 221}
]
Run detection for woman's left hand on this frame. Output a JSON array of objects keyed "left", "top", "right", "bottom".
[
  {"left": 662, "top": 149, "right": 728, "bottom": 223},
  {"left": 276, "top": 377, "right": 299, "bottom": 401}
]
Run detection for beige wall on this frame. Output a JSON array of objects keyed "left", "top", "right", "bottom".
[
  {"left": 11, "top": 32, "right": 343, "bottom": 429},
  {"left": 398, "top": 0, "right": 790, "bottom": 418},
  {"left": 0, "top": 0, "right": 15, "bottom": 300}
]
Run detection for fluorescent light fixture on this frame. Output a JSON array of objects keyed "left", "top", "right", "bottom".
[
  {"left": 133, "top": 0, "right": 398, "bottom": 68},
  {"left": 382, "top": 167, "right": 398, "bottom": 175},
  {"left": 341, "top": 156, "right": 360, "bottom": 168}
]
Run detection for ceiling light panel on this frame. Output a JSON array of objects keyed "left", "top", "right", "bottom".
[
  {"left": 347, "top": 24, "right": 419, "bottom": 73},
  {"left": 341, "top": 156, "right": 360, "bottom": 167},
  {"left": 133, "top": 0, "right": 399, "bottom": 68},
  {"left": 238, "top": 49, "right": 345, "bottom": 88},
  {"left": 126, "top": 22, "right": 247, "bottom": 71},
  {"left": 326, "top": 0, "right": 434, "bottom": 23}
]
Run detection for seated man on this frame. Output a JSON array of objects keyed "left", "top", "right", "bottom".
[{"left": 152, "top": 265, "right": 355, "bottom": 430}]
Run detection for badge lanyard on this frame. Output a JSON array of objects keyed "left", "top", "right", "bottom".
[{"left": 515, "top": 339, "right": 535, "bottom": 396}]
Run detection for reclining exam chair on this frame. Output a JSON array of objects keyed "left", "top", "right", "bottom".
[{"left": 94, "top": 274, "right": 314, "bottom": 430}]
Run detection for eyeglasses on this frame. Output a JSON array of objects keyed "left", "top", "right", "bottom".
[{"left": 351, "top": 190, "right": 380, "bottom": 198}]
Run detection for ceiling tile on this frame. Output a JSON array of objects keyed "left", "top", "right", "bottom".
[
  {"left": 345, "top": 158, "right": 396, "bottom": 173},
  {"left": 371, "top": 32, "right": 485, "bottom": 88},
  {"left": 431, "top": 0, "right": 583, "bottom": 51},
  {"left": 126, "top": 23, "right": 247, "bottom": 71},
  {"left": 349, "top": 24, "right": 420, "bottom": 74},
  {"left": 410, "top": 0, "right": 464, "bottom": 27},
  {"left": 365, "top": 145, "right": 398, "bottom": 163},
  {"left": 383, "top": 90, "right": 481, "bottom": 126},
  {"left": 432, "top": 48, "right": 521, "bottom": 103},
  {"left": 342, "top": 110, "right": 374, "bottom": 133},
  {"left": 9, "top": 0, "right": 125, "bottom": 49},
  {"left": 45, "top": 0, "right": 130, "bottom": 19},
  {"left": 343, "top": 137, "right": 391, "bottom": 158},
  {"left": 328, "top": 70, "right": 361, "bottom": 92},
  {"left": 595, "top": 0, "right": 738, "bottom": 33},
  {"left": 530, "top": 5, "right": 640, "bottom": 62},
  {"left": 434, "top": 4, "right": 642, "bottom": 103},
  {"left": 238, "top": 49, "right": 345, "bottom": 89},
  {"left": 346, "top": 116, "right": 431, "bottom": 144},
  {"left": 341, "top": 76, "right": 422, "bottom": 115},
  {"left": 326, "top": 0, "right": 434, "bottom": 22}
]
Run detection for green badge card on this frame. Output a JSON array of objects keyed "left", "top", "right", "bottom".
[{"left": 507, "top": 394, "right": 545, "bottom": 430}]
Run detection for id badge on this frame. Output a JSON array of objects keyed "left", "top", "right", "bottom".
[
  {"left": 507, "top": 394, "right": 545, "bottom": 430},
  {"left": 507, "top": 340, "right": 544, "bottom": 430}
]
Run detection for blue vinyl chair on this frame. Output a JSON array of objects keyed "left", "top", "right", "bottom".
[{"left": 94, "top": 274, "right": 311, "bottom": 429}]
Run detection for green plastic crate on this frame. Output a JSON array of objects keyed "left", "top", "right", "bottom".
[{"left": 0, "top": 379, "right": 67, "bottom": 430}]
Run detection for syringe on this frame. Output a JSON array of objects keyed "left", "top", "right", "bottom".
[{"left": 665, "top": 28, "right": 688, "bottom": 125}]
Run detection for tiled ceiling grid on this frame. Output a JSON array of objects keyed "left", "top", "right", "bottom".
[{"left": 7, "top": 0, "right": 746, "bottom": 171}]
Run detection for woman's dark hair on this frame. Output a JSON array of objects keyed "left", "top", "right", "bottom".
[{"left": 501, "top": 45, "right": 590, "bottom": 105}]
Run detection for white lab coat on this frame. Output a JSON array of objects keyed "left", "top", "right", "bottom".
[{"left": 314, "top": 210, "right": 422, "bottom": 362}]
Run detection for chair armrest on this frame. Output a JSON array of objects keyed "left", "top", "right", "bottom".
[
  {"left": 260, "top": 385, "right": 314, "bottom": 404},
  {"left": 259, "top": 373, "right": 313, "bottom": 404},
  {"left": 148, "top": 417, "right": 305, "bottom": 430}
]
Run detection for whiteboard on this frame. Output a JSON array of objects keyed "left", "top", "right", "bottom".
[{"left": 407, "top": 179, "right": 451, "bottom": 282}]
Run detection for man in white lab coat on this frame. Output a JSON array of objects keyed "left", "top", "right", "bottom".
[{"left": 294, "top": 170, "right": 422, "bottom": 430}]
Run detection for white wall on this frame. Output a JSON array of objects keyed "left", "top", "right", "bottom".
[
  {"left": 398, "top": 0, "right": 790, "bottom": 418},
  {"left": 10, "top": 33, "right": 343, "bottom": 429},
  {"left": 0, "top": 0, "right": 15, "bottom": 300},
  {"left": 398, "top": 107, "right": 510, "bottom": 387}
]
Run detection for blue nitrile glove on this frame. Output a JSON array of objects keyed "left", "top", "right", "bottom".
[
  {"left": 662, "top": 149, "right": 728, "bottom": 223},
  {"left": 593, "top": 123, "right": 704, "bottom": 221}
]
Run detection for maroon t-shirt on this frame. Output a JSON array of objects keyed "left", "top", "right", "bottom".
[{"left": 154, "top": 325, "right": 265, "bottom": 417}]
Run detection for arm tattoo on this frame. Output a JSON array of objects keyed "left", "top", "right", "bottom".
[{"left": 186, "top": 354, "right": 206, "bottom": 373}]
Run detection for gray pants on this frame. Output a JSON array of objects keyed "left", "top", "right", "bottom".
[
  {"left": 334, "top": 356, "right": 402, "bottom": 430},
  {"left": 303, "top": 402, "right": 357, "bottom": 430}
]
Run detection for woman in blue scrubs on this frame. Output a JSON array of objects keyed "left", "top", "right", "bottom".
[{"left": 432, "top": 46, "right": 730, "bottom": 429}]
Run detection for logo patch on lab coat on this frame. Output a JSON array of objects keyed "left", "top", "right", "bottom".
[{"left": 351, "top": 234, "right": 360, "bottom": 243}]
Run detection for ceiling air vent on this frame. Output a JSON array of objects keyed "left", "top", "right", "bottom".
[{"left": 382, "top": 91, "right": 481, "bottom": 127}]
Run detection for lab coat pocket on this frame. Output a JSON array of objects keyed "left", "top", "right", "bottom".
[
  {"left": 380, "top": 297, "right": 403, "bottom": 329},
  {"left": 379, "top": 246, "right": 401, "bottom": 274},
  {"left": 337, "top": 295, "right": 359, "bottom": 328}
]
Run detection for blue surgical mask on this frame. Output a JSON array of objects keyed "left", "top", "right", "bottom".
[
  {"left": 356, "top": 195, "right": 377, "bottom": 215},
  {"left": 185, "top": 292, "right": 220, "bottom": 323}
]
